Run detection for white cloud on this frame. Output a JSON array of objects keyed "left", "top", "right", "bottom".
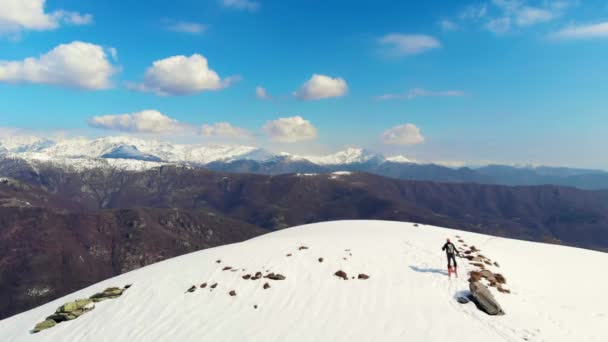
[
  {"left": 485, "top": 17, "right": 512, "bottom": 34},
  {"left": 88, "top": 110, "right": 188, "bottom": 134},
  {"left": 460, "top": 4, "right": 488, "bottom": 20},
  {"left": 130, "top": 54, "right": 237, "bottom": 96},
  {"left": 440, "top": 20, "right": 458, "bottom": 31},
  {"left": 263, "top": 116, "right": 317, "bottom": 143},
  {"left": 220, "top": 0, "right": 259, "bottom": 11},
  {"left": 376, "top": 88, "right": 466, "bottom": 101},
  {"left": 0, "top": 41, "right": 118, "bottom": 90},
  {"left": 54, "top": 10, "right": 93, "bottom": 25},
  {"left": 379, "top": 34, "right": 441, "bottom": 56},
  {"left": 553, "top": 22, "right": 608, "bottom": 39},
  {"left": 165, "top": 20, "right": 207, "bottom": 34},
  {"left": 381, "top": 124, "right": 425, "bottom": 145},
  {"left": 256, "top": 86, "right": 271, "bottom": 100},
  {"left": 479, "top": 0, "right": 573, "bottom": 34},
  {"left": 0, "top": 0, "right": 93, "bottom": 36},
  {"left": 294, "top": 74, "right": 348, "bottom": 100},
  {"left": 515, "top": 6, "right": 555, "bottom": 26},
  {"left": 200, "top": 122, "right": 251, "bottom": 138}
]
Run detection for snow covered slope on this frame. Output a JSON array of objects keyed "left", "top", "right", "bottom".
[{"left": 1, "top": 220, "right": 606, "bottom": 342}]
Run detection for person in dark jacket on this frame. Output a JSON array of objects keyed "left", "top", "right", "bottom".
[{"left": 442, "top": 238, "right": 460, "bottom": 275}]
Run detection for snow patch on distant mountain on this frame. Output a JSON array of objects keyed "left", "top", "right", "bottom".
[
  {"left": 386, "top": 155, "right": 414, "bottom": 163},
  {"left": 101, "top": 145, "right": 163, "bottom": 162},
  {"left": 304, "top": 148, "right": 384, "bottom": 165}
]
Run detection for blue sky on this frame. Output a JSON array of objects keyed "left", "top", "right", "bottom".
[{"left": 1, "top": 0, "right": 608, "bottom": 168}]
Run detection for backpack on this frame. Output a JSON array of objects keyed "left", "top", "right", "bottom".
[{"left": 446, "top": 243, "right": 456, "bottom": 254}]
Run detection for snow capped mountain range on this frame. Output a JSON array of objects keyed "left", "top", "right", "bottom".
[{"left": 0, "top": 136, "right": 410, "bottom": 169}]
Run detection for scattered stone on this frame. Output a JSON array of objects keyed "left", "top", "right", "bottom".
[
  {"left": 252, "top": 272, "right": 263, "bottom": 280},
  {"left": 343, "top": 257, "right": 347, "bottom": 260},
  {"left": 414, "top": 223, "right": 419, "bottom": 227},
  {"left": 497, "top": 287, "right": 511, "bottom": 294},
  {"left": 469, "top": 271, "right": 482, "bottom": 283},
  {"left": 254, "top": 305, "right": 258, "bottom": 309},
  {"left": 495, "top": 274, "right": 506, "bottom": 284},
  {"left": 216, "top": 260, "right": 221, "bottom": 263},
  {"left": 299, "top": 246, "right": 309, "bottom": 250},
  {"left": 349, "top": 253, "right": 352, "bottom": 257},
  {"left": 345, "top": 249, "right": 351, "bottom": 252},
  {"left": 470, "top": 246, "right": 479, "bottom": 252},
  {"left": 32, "top": 319, "right": 56, "bottom": 333},
  {"left": 89, "top": 287, "right": 125, "bottom": 302},
  {"left": 124, "top": 284, "right": 132, "bottom": 289},
  {"left": 458, "top": 239, "right": 464, "bottom": 243},
  {"left": 222, "top": 266, "right": 232, "bottom": 271},
  {"left": 469, "top": 281, "right": 505, "bottom": 315},
  {"left": 200, "top": 283, "right": 208, "bottom": 288},
  {"left": 210, "top": 283, "right": 218, "bottom": 289},
  {"left": 318, "top": 258, "right": 324, "bottom": 263},
  {"left": 229, "top": 290, "right": 237, "bottom": 297},
  {"left": 265, "top": 273, "right": 286, "bottom": 280},
  {"left": 358, "top": 274, "right": 370, "bottom": 280},
  {"left": 334, "top": 270, "right": 348, "bottom": 280},
  {"left": 286, "top": 253, "right": 292, "bottom": 257},
  {"left": 470, "top": 262, "right": 485, "bottom": 268},
  {"left": 242, "top": 274, "right": 251, "bottom": 280},
  {"left": 186, "top": 286, "right": 197, "bottom": 293},
  {"left": 480, "top": 270, "right": 497, "bottom": 283},
  {"left": 263, "top": 283, "right": 270, "bottom": 290},
  {"left": 494, "top": 262, "right": 500, "bottom": 267}
]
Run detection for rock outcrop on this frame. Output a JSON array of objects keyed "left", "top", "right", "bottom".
[
  {"left": 469, "top": 281, "right": 505, "bottom": 315},
  {"left": 32, "top": 285, "right": 129, "bottom": 333}
]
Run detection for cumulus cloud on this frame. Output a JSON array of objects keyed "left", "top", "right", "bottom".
[
  {"left": 0, "top": 41, "right": 119, "bottom": 89},
  {"left": 165, "top": 20, "right": 207, "bottom": 34},
  {"left": 553, "top": 22, "right": 608, "bottom": 39},
  {"left": 200, "top": 122, "right": 251, "bottom": 138},
  {"left": 294, "top": 74, "right": 348, "bottom": 100},
  {"left": 255, "top": 86, "right": 271, "bottom": 100},
  {"left": 376, "top": 88, "right": 466, "bottom": 101},
  {"left": 0, "top": 0, "right": 92, "bottom": 36},
  {"left": 263, "top": 116, "right": 317, "bottom": 143},
  {"left": 220, "top": 0, "right": 259, "bottom": 11},
  {"left": 130, "top": 54, "right": 237, "bottom": 96},
  {"left": 381, "top": 124, "right": 425, "bottom": 145},
  {"left": 88, "top": 110, "right": 189, "bottom": 134},
  {"left": 379, "top": 34, "right": 441, "bottom": 56}
]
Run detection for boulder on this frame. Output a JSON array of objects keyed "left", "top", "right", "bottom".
[
  {"left": 263, "top": 283, "right": 271, "bottom": 290},
  {"left": 32, "top": 319, "right": 56, "bottom": 333},
  {"left": 469, "top": 282, "right": 505, "bottom": 315},
  {"left": 358, "top": 274, "right": 370, "bottom": 280},
  {"left": 265, "top": 273, "right": 286, "bottom": 280},
  {"left": 229, "top": 290, "right": 237, "bottom": 297},
  {"left": 334, "top": 270, "right": 348, "bottom": 280},
  {"left": 318, "top": 258, "right": 324, "bottom": 263}
]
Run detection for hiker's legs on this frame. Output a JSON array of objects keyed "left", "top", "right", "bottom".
[{"left": 447, "top": 254, "right": 456, "bottom": 268}]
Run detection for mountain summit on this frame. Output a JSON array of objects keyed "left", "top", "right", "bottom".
[{"left": 2, "top": 220, "right": 606, "bottom": 341}]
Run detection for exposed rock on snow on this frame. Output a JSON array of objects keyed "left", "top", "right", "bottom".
[
  {"left": 469, "top": 282, "right": 505, "bottom": 316},
  {"left": 334, "top": 270, "right": 348, "bottom": 280}
]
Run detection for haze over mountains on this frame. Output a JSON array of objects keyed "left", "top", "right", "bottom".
[{"left": 1, "top": 136, "right": 607, "bottom": 190}]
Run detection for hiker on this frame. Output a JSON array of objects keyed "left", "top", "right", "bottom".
[{"left": 442, "top": 238, "right": 460, "bottom": 277}]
